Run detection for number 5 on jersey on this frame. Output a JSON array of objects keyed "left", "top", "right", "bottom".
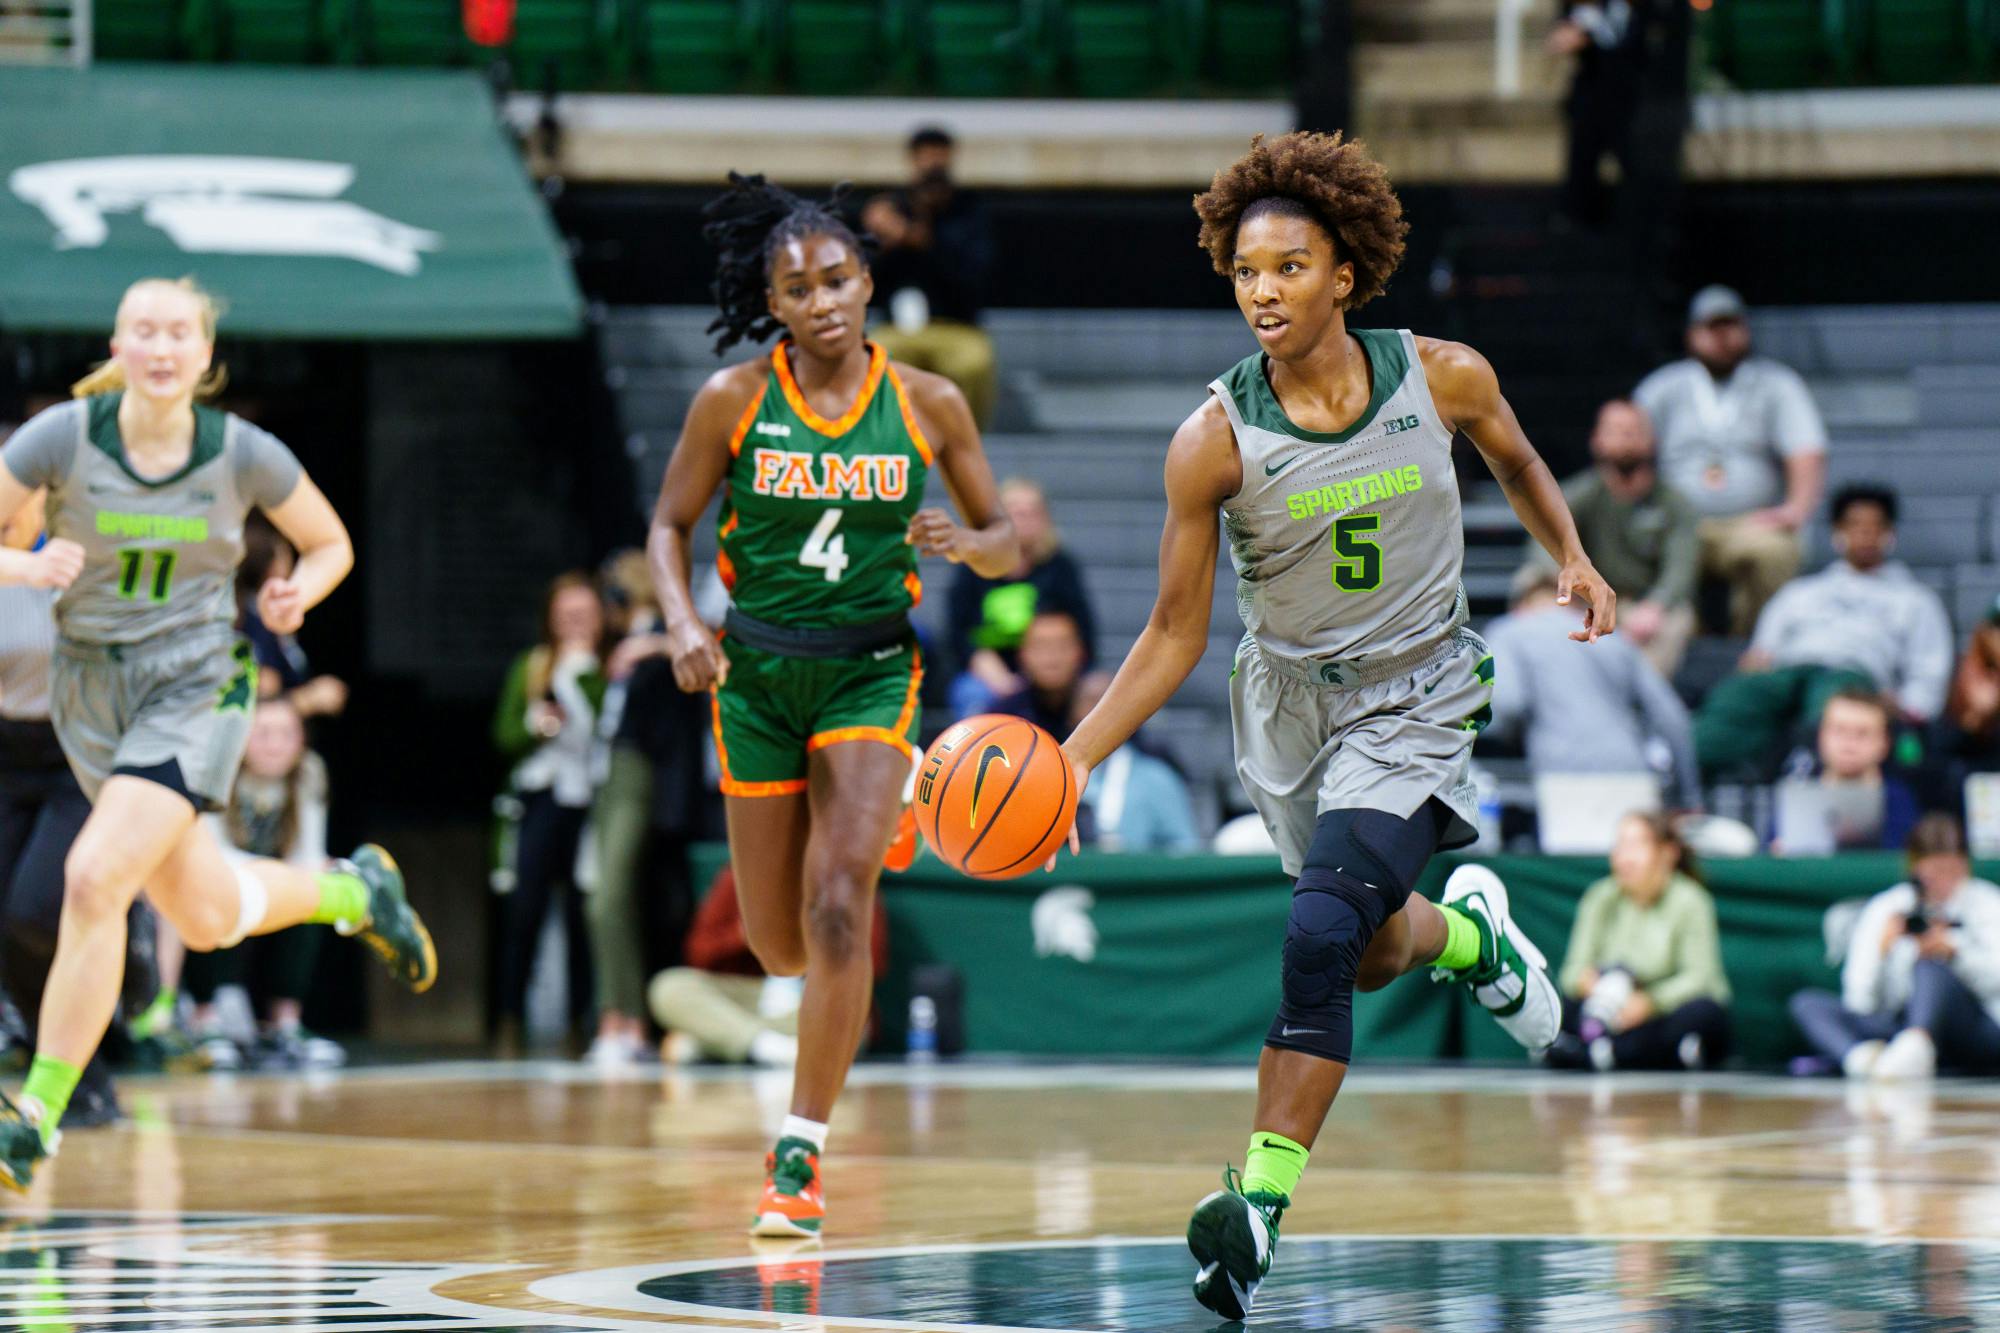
[
  {"left": 1331, "top": 514, "right": 1381, "bottom": 592},
  {"left": 800, "top": 508, "right": 849, "bottom": 582}
]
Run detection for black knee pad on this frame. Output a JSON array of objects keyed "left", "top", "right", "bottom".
[
  {"left": 1266, "top": 804, "right": 1450, "bottom": 1065},
  {"left": 1269, "top": 883, "right": 1368, "bottom": 1063}
]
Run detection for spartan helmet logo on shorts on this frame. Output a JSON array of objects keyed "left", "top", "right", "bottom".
[
  {"left": 968, "top": 743, "right": 1010, "bottom": 827},
  {"left": 1032, "top": 886, "right": 1098, "bottom": 963}
]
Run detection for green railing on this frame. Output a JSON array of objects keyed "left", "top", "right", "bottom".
[{"left": 1697, "top": 0, "right": 2000, "bottom": 90}]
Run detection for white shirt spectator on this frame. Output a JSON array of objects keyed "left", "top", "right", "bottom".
[
  {"left": 1750, "top": 559, "right": 1954, "bottom": 719},
  {"left": 1634, "top": 357, "right": 1827, "bottom": 519},
  {"left": 1842, "top": 878, "right": 2000, "bottom": 1026}
]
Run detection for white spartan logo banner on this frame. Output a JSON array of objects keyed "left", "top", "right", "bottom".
[
  {"left": 10, "top": 155, "right": 443, "bottom": 275},
  {"left": 1032, "top": 886, "right": 1099, "bottom": 964}
]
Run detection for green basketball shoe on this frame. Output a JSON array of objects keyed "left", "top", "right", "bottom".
[
  {"left": 0, "top": 1090, "right": 55, "bottom": 1192},
  {"left": 1187, "top": 1165, "right": 1285, "bottom": 1321},
  {"left": 1432, "top": 864, "right": 1559, "bottom": 1051},
  {"left": 343, "top": 844, "right": 438, "bottom": 993}
]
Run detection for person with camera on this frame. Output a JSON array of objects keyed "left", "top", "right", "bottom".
[{"left": 1789, "top": 813, "right": 2000, "bottom": 1080}]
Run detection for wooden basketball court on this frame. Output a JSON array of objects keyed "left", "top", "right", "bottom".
[{"left": 4, "top": 1061, "right": 1997, "bottom": 1330}]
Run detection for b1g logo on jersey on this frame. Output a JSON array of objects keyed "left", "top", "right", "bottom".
[
  {"left": 1383, "top": 414, "right": 1421, "bottom": 435},
  {"left": 751, "top": 448, "right": 910, "bottom": 502}
]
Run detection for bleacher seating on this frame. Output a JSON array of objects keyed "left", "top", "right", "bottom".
[{"left": 1698, "top": 0, "right": 1997, "bottom": 88}]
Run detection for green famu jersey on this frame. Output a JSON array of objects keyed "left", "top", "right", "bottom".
[{"left": 717, "top": 342, "right": 932, "bottom": 627}]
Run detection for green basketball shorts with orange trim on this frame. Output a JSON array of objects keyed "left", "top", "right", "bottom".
[{"left": 711, "top": 638, "right": 922, "bottom": 797}]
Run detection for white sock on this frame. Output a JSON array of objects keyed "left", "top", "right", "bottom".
[
  {"left": 220, "top": 865, "right": 268, "bottom": 949},
  {"left": 780, "top": 1114, "right": 828, "bottom": 1152}
]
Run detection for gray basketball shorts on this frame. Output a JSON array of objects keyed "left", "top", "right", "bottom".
[
  {"left": 1230, "top": 628, "right": 1494, "bottom": 879},
  {"left": 50, "top": 627, "right": 258, "bottom": 811}
]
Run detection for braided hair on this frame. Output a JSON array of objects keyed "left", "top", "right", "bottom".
[{"left": 702, "top": 172, "right": 870, "bottom": 354}]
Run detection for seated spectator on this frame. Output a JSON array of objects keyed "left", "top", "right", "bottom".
[
  {"left": 995, "top": 610, "right": 1090, "bottom": 737},
  {"left": 862, "top": 126, "right": 997, "bottom": 427},
  {"left": 1788, "top": 813, "right": 2000, "bottom": 1079},
  {"left": 651, "top": 864, "right": 886, "bottom": 1066},
  {"left": 1547, "top": 812, "right": 1732, "bottom": 1071},
  {"left": 237, "top": 514, "right": 348, "bottom": 719},
  {"left": 1484, "top": 566, "right": 1700, "bottom": 812},
  {"left": 1529, "top": 399, "right": 1698, "bottom": 677},
  {"left": 1634, "top": 286, "right": 1827, "bottom": 635},
  {"left": 1694, "top": 484, "right": 1952, "bottom": 780},
  {"left": 492, "top": 572, "right": 608, "bottom": 1051},
  {"left": 186, "top": 698, "right": 341, "bottom": 1070},
  {"left": 1771, "top": 688, "right": 1920, "bottom": 854},
  {"left": 1066, "top": 673, "right": 1199, "bottom": 851},
  {"left": 1937, "top": 593, "right": 2000, "bottom": 788},
  {"left": 947, "top": 479, "right": 1095, "bottom": 718}
]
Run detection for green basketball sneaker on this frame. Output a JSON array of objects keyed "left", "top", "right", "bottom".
[
  {"left": 1187, "top": 1165, "right": 1285, "bottom": 1321},
  {"left": 0, "top": 1090, "right": 55, "bottom": 1193},
  {"left": 342, "top": 844, "right": 438, "bottom": 993},
  {"left": 1432, "top": 864, "right": 1559, "bottom": 1051}
]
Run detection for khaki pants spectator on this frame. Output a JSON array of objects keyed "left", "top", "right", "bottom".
[
  {"left": 649, "top": 968, "right": 797, "bottom": 1063},
  {"left": 872, "top": 320, "right": 997, "bottom": 428},
  {"left": 1699, "top": 515, "right": 1801, "bottom": 636},
  {"left": 1640, "top": 603, "right": 1696, "bottom": 680}
]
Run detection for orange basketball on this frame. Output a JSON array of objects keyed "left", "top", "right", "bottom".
[{"left": 914, "top": 714, "right": 1078, "bottom": 880}]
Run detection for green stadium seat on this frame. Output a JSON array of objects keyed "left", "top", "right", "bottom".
[
  {"left": 509, "top": 0, "right": 617, "bottom": 88},
  {"left": 1973, "top": 0, "right": 2000, "bottom": 76},
  {"left": 1062, "top": 1, "right": 1168, "bottom": 96},
  {"left": 921, "top": 1, "right": 1034, "bottom": 96},
  {"left": 362, "top": 0, "right": 470, "bottom": 66},
  {"left": 1867, "top": 0, "right": 1965, "bottom": 82},
  {"left": 94, "top": 0, "right": 184, "bottom": 58},
  {"left": 218, "top": 0, "right": 324, "bottom": 62},
  {"left": 1711, "top": 0, "right": 1824, "bottom": 88},
  {"left": 784, "top": 0, "right": 887, "bottom": 93},
  {"left": 635, "top": 0, "right": 753, "bottom": 91},
  {"left": 1209, "top": 0, "right": 1294, "bottom": 91}
]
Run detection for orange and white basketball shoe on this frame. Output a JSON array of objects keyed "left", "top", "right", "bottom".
[{"left": 751, "top": 1137, "right": 825, "bottom": 1237}]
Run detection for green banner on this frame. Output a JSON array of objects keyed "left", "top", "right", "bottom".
[
  {"left": 692, "top": 845, "right": 1985, "bottom": 1067},
  {"left": 0, "top": 64, "right": 581, "bottom": 339}
]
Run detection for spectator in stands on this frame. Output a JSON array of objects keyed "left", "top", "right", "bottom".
[
  {"left": 995, "top": 610, "right": 1091, "bottom": 737},
  {"left": 1067, "top": 672, "right": 1199, "bottom": 851},
  {"left": 862, "top": 126, "right": 998, "bottom": 427},
  {"left": 1485, "top": 566, "right": 1701, "bottom": 812},
  {"left": 651, "top": 864, "right": 886, "bottom": 1066},
  {"left": 492, "top": 572, "right": 608, "bottom": 1051},
  {"left": 1550, "top": 0, "right": 1651, "bottom": 229},
  {"left": 1789, "top": 813, "right": 2000, "bottom": 1079},
  {"left": 1937, "top": 593, "right": 2000, "bottom": 786},
  {"left": 1548, "top": 812, "right": 1732, "bottom": 1071},
  {"left": 1694, "top": 484, "right": 1952, "bottom": 780},
  {"left": 1532, "top": 399, "right": 1698, "bottom": 677},
  {"left": 1771, "top": 688, "right": 1921, "bottom": 854},
  {"left": 947, "top": 479, "right": 1096, "bottom": 716},
  {"left": 237, "top": 514, "right": 347, "bottom": 719},
  {"left": 186, "top": 697, "right": 341, "bottom": 1071},
  {"left": 1635, "top": 286, "right": 1827, "bottom": 635}
]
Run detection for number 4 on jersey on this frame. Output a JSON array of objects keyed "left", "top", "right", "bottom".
[{"left": 799, "top": 508, "right": 850, "bottom": 582}]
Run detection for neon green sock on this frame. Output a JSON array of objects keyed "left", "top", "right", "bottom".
[
  {"left": 1434, "top": 904, "right": 1482, "bottom": 972},
  {"left": 309, "top": 871, "right": 369, "bottom": 928},
  {"left": 21, "top": 1056, "right": 81, "bottom": 1144},
  {"left": 1241, "top": 1131, "right": 1308, "bottom": 1202},
  {"left": 129, "top": 987, "right": 177, "bottom": 1040}
]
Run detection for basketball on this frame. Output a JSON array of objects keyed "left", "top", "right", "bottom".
[{"left": 914, "top": 714, "right": 1078, "bottom": 880}]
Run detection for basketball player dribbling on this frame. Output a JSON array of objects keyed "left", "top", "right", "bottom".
[{"left": 1060, "top": 132, "right": 1619, "bottom": 1318}]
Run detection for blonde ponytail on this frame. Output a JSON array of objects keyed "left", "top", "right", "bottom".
[{"left": 71, "top": 277, "right": 229, "bottom": 401}]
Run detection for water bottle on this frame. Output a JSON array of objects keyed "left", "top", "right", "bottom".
[
  {"left": 906, "top": 995, "right": 938, "bottom": 1064},
  {"left": 1471, "top": 764, "right": 1503, "bottom": 854}
]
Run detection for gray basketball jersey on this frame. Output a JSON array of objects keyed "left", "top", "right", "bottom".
[
  {"left": 1213, "top": 328, "right": 1465, "bottom": 666},
  {"left": 1, "top": 395, "right": 303, "bottom": 645}
]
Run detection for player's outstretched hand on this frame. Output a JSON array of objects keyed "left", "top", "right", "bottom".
[
  {"left": 666, "top": 620, "right": 729, "bottom": 693},
  {"left": 1556, "top": 560, "right": 1617, "bottom": 643},
  {"left": 1043, "top": 754, "right": 1092, "bottom": 872},
  {"left": 905, "top": 508, "right": 971, "bottom": 562},
  {"left": 28, "top": 538, "right": 83, "bottom": 590},
  {"left": 258, "top": 576, "right": 307, "bottom": 634}
]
